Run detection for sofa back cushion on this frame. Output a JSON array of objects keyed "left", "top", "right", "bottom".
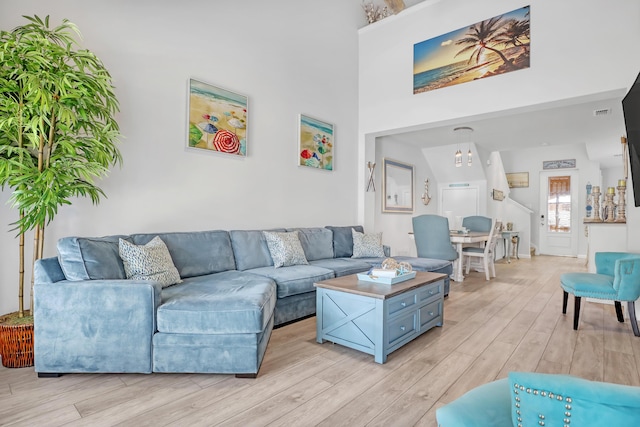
[
  {"left": 325, "top": 225, "right": 364, "bottom": 258},
  {"left": 287, "top": 227, "right": 334, "bottom": 261},
  {"left": 230, "top": 229, "right": 286, "bottom": 271},
  {"left": 130, "top": 231, "right": 235, "bottom": 278},
  {"left": 57, "top": 235, "right": 130, "bottom": 281}
]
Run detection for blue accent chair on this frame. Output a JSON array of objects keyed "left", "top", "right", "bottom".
[
  {"left": 436, "top": 371, "right": 640, "bottom": 426},
  {"left": 560, "top": 252, "right": 640, "bottom": 336},
  {"left": 412, "top": 215, "right": 458, "bottom": 262},
  {"left": 462, "top": 215, "right": 492, "bottom": 232}
]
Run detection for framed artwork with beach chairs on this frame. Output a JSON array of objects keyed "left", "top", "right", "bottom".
[
  {"left": 298, "top": 114, "right": 334, "bottom": 171},
  {"left": 187, "top": 78, "right": 247, "bottom": 156},
  {"left": 413, "top": 5, "right": 530, "bottom": 94}
]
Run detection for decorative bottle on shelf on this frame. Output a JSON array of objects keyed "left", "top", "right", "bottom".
[
  {"left": 591, "top": 186, "right": 602, "bottom": 222},
  {"left": 603, "top": 187, "right": 616, "bottom": 222},
  {"left": 585, "top": 182, "right": 593, "bottom": 218}
]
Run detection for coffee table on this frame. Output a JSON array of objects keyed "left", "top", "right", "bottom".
[{"left": 314, "top": 271, "right": 446, "bottom": 364}]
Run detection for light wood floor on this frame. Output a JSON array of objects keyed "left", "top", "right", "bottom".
[{"left": 2, "top": 256, "right": 640, "bottom": 426}]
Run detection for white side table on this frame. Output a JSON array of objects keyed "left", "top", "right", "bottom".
[{"left": 501, "top": 231, "right": 519, "bottom": 263}]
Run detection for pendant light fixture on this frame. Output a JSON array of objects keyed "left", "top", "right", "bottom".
[{"left": 453, "top": 126, "right": 474, "bottom": 167}]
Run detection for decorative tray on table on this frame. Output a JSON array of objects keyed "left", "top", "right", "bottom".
[
  {"left": 357, "top": 271, "right": 416, "bottom": 285},
  {"left": 357, "top": 258, "right": 416, "bottom": 285}
]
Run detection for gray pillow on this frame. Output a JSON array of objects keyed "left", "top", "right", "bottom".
[
  {"left": 325, "top": 225, "right": 364, "bottom": 258},
  {"left": 352, "top": 229, "right": 385, "bottom": 258},
  {"left": 262, "top": 231, "right": 309, "bottom": 268},
  {"left": 119, "top": 236, "right": 182, "bottom": 287}
]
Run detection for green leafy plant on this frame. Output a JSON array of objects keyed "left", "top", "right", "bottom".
[{"left": 0, "top": 15, "right": 122, "bottom": 319}]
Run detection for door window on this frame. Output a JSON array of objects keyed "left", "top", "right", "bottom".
[{"left": 547, "top": 176, "right": 571, "bottom": 233}]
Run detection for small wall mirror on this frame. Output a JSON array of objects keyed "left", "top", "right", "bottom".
[{"left": 382, "top": 158, "right": 414, "bottom": 213}]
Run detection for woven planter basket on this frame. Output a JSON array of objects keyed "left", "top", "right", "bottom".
[{"left": 0, "top": 323, "right": 34, "bottom": 368}]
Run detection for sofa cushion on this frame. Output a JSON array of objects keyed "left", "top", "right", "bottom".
[
  {"left": 309, "top": 258, "right": 373, "bottom": 277},
  {"left": 246, "top": 265, "right": 334, "bottom": 298},
  {"left": 158, "top": 271, "right": 276, "bottom": 334},
  {"left": 392, "top": 256, "right": 453, "bottom": 273},
  {"left": 325, "top": 225, "right": 364, "bottom": 258},
  {"left": 130, "top": 230, "right": 236, "bottom": 278},
  {"left": 263, "top": 231, "right": 309, "bottom": 268},
  {"left": 119, "top": 237, "right": 182, "bottom": 288},
  {"left": 287, "top": 227, "right": 334, "bottom": 261},
  {"left": 230, "top": 229, "right": 286, "bottom": 271},
  {"left": 351, "top": 229, "right": 385, "bottom": 258},
  {"left": 57, "top": 235, "right": 131, "bottom": 281}
]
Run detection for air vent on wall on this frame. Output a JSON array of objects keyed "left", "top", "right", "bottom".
[{"left": 593, "top": 108, "right": 611, "bottom": 116}]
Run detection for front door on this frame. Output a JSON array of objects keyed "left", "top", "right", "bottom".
[{"left": 539, "top": 171, "right": 579, "bottom": 256}]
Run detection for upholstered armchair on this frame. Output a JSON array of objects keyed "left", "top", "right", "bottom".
[
  {"left": 436, "top": 371, "right": 640, "bottom": 426},
  {"left": 560, "top": 252, "right": 640, "bottom": 336},
  {"left": 412, "top": 215, "right": 458, "bottom": 262}
]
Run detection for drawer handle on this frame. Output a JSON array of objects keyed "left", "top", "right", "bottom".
[
  {"left": 400, "top": 326, "right": 406, "bottom": 331},
  {"left": 401, "top": 302, "right": 407, "bottom": 307},
  {"left": 429, "top": 290, "right": 435, "bottom": 295},
  {"left": 428, "top": 311, "right": 434, "bottom": 316}
]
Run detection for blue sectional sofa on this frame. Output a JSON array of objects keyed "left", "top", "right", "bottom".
[{"left": 33, "top": 226, "right": 452, "bottom": 377}]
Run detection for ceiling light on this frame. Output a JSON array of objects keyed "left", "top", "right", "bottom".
[{"left": 453, "top": 126, "right": 474, "bottom": 168}]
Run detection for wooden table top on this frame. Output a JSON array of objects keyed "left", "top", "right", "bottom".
[{"left": 314, "top": 271, "right": 447, "bottom": 300}]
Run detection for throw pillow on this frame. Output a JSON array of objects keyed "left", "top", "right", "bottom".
[
  {"left": 118, "top": 236, "right": 182, "bottom": 288},
  {"left": 262, "top": 230, "right": 309, "bottom": 268},
  {"left": 351, "top": 229, "right": 385, "bottom": 258}
]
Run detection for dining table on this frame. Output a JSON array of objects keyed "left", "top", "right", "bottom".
[{"left": 449, "top": 231, "right": 490, "bottom": 282}]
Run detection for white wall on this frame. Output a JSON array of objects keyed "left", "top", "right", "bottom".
[
  {"left": 358, "top": 0, "right": 640, "bottom": 254},
  {"left": 0, "top": 1, "right": 363, "bottom": 315},
  {"left": 374, "top": 139, "right": 436, "bottom": 257}
]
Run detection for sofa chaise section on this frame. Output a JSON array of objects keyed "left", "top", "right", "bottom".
[{"left": 34, "top": 230, "right": 276, "bottom": 377}]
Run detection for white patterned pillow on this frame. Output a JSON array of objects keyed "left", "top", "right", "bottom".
[
  {"left": 118, "top": 236, "right": 182, "bottom": 288},
  {"left": 351, "top": 229, "right": 385, "bottom": 258},
  {"left": 262, "top": 230, "right": 309, "bottom": 268}
]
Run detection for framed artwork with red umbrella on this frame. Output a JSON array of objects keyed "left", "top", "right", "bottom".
[
  {"left": 187, "top": 78, "right": 247, "bottom": 156},
  {"left": 298, "top": 114, "right": 334, "bottom": 171}
]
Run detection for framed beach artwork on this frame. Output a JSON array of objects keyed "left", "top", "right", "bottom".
[
  {"left": 413, "top": 5, "right": 530, "bottom": 94},
  {"left": 298, "top": 114, "right": 334, "bottom": 171},
  {"left": 506, "top": 172, "right": 529, "bottom": 188},
  {"left": 187, "top": 78, "right": 247, "bottom": 156}
]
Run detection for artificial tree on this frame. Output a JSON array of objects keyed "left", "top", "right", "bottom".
[{"left": 0, "top": 15, "right": 122, "bottom": 367}]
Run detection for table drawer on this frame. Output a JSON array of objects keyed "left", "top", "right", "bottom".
[
  {"left": 418, "top": 280, "right": 443, "bottom": 303},
  {"left": 388, "top": 293, "right": 417, "bottom": 315},
  {"left": 419, "top": 299, "right": 442, "bottom": 328},
  {"left": 388, "top": 312, "right": 418, "bottom": 345}
]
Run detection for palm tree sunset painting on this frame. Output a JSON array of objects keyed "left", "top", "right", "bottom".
[{"left": 413, "top": 5, "right": 530, "bottom": 94}]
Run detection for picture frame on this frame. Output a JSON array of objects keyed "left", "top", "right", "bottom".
[
  {"left": 543, "top": 159, "right": 576, "bottom": 170},
  {"left": 506, "top": 172, "right": 529, "bottom": 188},
  {"left": 492, "top": 189, "right": 505, "bottom": 201},
  {"left": 187, "top": 78, "right": 247, "bottom": 156},
  {"left": 413, "top": 5, "right": 530, "bottom": 94},
  {"left": 382, "top": 158, "right": 414, "bottom": 213},
  {"left": 298, "top": 114, "right": 334, "bottom": 171}
]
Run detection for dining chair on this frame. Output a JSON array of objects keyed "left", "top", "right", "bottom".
[
  {"left": 462, "top": 215, "right": 492, "bottom": 232},
  {"left": 462, "top": 219, "right": 502, "bottom": 280},
  {"left": 412, "top": 215, "right": 458, "bottom": 262},
  {"left": 561, "top": 252, "right": 640, "bottom": 336}
]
